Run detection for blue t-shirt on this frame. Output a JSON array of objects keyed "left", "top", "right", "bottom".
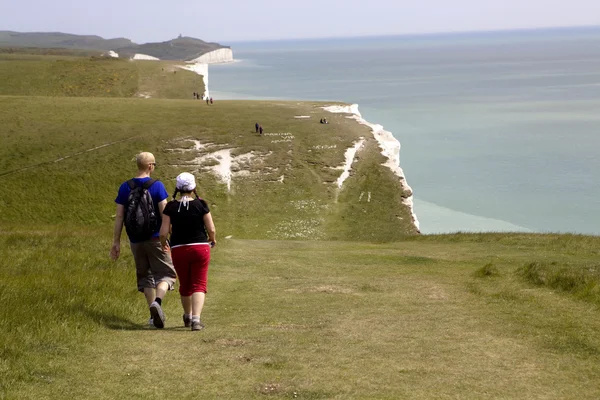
[{"left": 115, "top": 177, "right": 169, "bottom": 242}]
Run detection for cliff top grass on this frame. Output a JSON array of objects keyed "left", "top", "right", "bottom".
[
  {"left": 0, "top": 54, "right": 204, "bottom": 99},
  {"left": 1, "top": 54, "right": 600, "bottom": 399},
  {"left": 0, "top": 93, "right": 417, "bottom": 240}
]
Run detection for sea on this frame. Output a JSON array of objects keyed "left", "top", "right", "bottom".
[{"left": 209, "top": 27, "right": 600, "bottom": 235}]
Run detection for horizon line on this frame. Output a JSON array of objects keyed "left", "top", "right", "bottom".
[
  {"left": 3, "top": 24, "right": 600, "bottom": 46},
  {"left": 225, "top": 24, "right": 600, "bottom": 45}
]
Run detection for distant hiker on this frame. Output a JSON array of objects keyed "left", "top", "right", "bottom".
[
  {"left": 255, "top": 122, "right": 259, "bottom": 133},
  {"left": 259, "top": 125, "right": 263, "bottom": 135},
  {"left": 110, "top": 152, "right": 177, "bottom": 329},
  {"left": 206, "top": 97, "right": 209, "bottom": 105},
  {"left": 193, "top": 92, "right": 197, "bottom": 99},
  {"left": 320, "top": 118, "right": 324, "bottom": 124},
  {"left": 210, "top": 97, "right": 213, "bottom": 104},
  {"left": 160, "top": 172, "right": 216, "bottom": 331}
]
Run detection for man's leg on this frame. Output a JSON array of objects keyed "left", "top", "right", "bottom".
[
  {"left": 155, "top": 281, "right": 169, "bottom": 300},
  {"left": 143, "top": 288, "right": 156, "bottom": 306},
  {"left": 147, "top": 241, "right": 177, "bottom": 329},
  {"left": 131, "top": 242, "right": 156, "bottom": 324}
]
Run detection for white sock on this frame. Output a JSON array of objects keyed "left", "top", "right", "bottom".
[
  {"left": 185, "top": 313, "right": 192, "bottom": 319},
  {"left": 192, "top": 316, "right": 200, "bottom": 323}
]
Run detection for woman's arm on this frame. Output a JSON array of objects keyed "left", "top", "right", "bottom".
[
  {"left": 159, "top": 214, "right": 171, "bottom": 251},
  {"left": 203, "top": 212, "right": 216, "bottom": 246}
]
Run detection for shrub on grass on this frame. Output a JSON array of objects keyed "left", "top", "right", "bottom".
[
  {"left": 518, "top": 261, "right": 600, "bottom": 304},
  {"left": 473, "top": 262, "right": 500, "bottom": 278}
]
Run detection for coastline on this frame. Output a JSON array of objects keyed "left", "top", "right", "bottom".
[
  {"left": 178, "top": 63, "right": 210, "bottom": 99},
  {"left": 178, "top": 60, "right": 237, "bottom": 100},
  {"left": 324, "top": 104, "right": 421, "bottom": 232},
  {"left": 182, "top": 62, "right": 420, "bottom": 233}
]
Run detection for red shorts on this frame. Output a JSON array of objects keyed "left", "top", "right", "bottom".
[{"left": 170, "top": 243, "right": 211, "bottom": 296}]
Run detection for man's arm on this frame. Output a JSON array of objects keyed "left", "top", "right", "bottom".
[
  {"left": 159, "top": 214, "right": 171, "bottom": 251},
  {"left": 158, "top": 199, "right": 167, "bottom": 215},
  {"left": 110, "top": 204, "right": 125, "bottom": 261}
]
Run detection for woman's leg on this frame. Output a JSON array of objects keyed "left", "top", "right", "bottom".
[
  {"left": 190, "top": 246, "right": 211, "bottom": 319},
  {"left": 191, "top": 292, "right": 206, "bottom": 318},
  {"left": 181, "top": 296, "right": 192, "bottom": 315},
  {"left": 171, "top": 247, "right": 193, "bottom": 315}
]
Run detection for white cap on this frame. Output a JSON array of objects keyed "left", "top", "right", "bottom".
[{"left": 176, "top": 172, "right": 196, "bottom": 191}]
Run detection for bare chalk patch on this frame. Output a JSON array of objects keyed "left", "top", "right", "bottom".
[
  {"left": 358, "top": 192, "right": 372, "bottom": 202},
  {"left": 167, "top": 139, "right": 270, "bottom": 191},
  {"left": 264, "top": 132, "right": 295, "bottom": 144},
  {"left": 313, "top": 145, "right": 337, "bottom": 150},
  {"left": 294, "top": 115, "right": 311, "bottom": 119},
  {"left": 336, "top": 138, "right": 365, "bottom": 189},
  {"left": 167, "top": 139, "right": 214, "bottom": 153}
]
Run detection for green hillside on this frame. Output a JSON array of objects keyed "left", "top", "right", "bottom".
[
  {"left": 0, "top": 54, "right": 204, "bottom": 98},
  {"left": 0, "top": 31, "right": 229, "bottom": 61},
  {"left": 0, "top": 31, "right": 133, "bottom": 50},
  {"left": 117, "top": 36, "right": 228, "bottom": 60},
  {"left": 1, "top": 54, "right": 600, "bottom": 399}
]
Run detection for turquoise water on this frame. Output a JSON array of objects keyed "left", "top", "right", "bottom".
[{"left": 210, "top": 28, "right": 600, "bottom": 235}]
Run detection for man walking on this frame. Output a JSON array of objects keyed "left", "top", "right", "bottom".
[{"left": 110, "top": 152, "right": 177, "bottom": 329}]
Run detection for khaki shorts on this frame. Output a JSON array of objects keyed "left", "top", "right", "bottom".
[{"left": 130, "top": 239, "right": 177, "bottom": 292}]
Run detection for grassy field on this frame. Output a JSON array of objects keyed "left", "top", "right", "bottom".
[
  {"left": 1, "top": 230, "right": 600, "bottom": 399},
  {"left": 1, "top": 54, "right": 599, "bottom": 399},
  {"left": 0, "top": 54, "right": 203, "bottom": 99}
]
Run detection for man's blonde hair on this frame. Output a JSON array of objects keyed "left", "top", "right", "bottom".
[{"left": 136, "top": 152, "right": 155, "bottom": 170}]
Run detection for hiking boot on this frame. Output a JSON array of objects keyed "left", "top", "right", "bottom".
[
  {"left": 149, "top": 301, "right": 165, "bottom": 329},
  {"left": 183, "top": 314, "right": 192, "bottom": 328},
  {"left": 191, "top": 320, "right": 205, "bottom": 331},
  {"left": 148, "top": 318, "right": 155, "bottom": 328}
]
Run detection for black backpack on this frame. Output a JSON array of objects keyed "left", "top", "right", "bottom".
[{"left": 124, "top": 179, "right": 159, "bottom": 242}]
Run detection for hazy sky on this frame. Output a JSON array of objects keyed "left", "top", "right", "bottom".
[{"left": 2, "top": 0, "right": 599, "bottom": 44}]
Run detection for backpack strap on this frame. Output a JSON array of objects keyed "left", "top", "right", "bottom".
[
  {"left": 142, "top": 179, "right": 157, "bottom": 190},
  {"left": 127, "top": 179, "right": 157, "bottom": 190}
]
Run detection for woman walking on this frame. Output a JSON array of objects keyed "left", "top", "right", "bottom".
[{"left": 160, "top": 172, "right": 216, "bottom": 331}]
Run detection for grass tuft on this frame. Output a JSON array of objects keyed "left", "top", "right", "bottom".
[
  {"left": 473, "top": 262, "right": 500, "bottom": 278},
  {"left": 518, "top": 261, "right": 600, "bottom": 304}
]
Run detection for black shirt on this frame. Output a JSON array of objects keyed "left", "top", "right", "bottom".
[{"left": 163, "top": 198, "right": 210, "bottom": 246}]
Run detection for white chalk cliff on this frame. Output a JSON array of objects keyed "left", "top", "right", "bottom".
[
  {"left": 133, "top": 54, "right": 160, "bottom": 60},
  {"left": 188, "top": 48, "right": 233, "bottom": 64},
  {"left": 179, "top": 63, "right": 210, "bottom": 99}
]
